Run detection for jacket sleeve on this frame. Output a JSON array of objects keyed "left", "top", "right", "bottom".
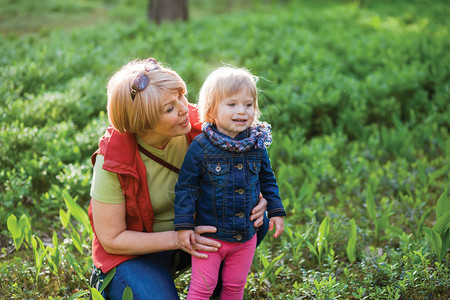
[
  {"left": 259, "top": 148, "right": 286, "bottom": 218},
  {"left": 174, "top": 140, "right": 205, "bottom": 230}
]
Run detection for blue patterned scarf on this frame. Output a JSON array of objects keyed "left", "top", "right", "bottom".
[{"left": 202, "top": 122, "right": 272, "bottom": 152}]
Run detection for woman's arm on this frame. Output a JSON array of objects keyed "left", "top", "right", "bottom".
[
  {"left": 92, "top": 199, "right": 178, "bottom": 255},
  {"left": 92, "top": 199, "right": 221, "bottom": 258}
]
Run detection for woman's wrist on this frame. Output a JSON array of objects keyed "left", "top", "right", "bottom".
[{"left": 171, "top": 230, "right": 181, "bottom": 250}]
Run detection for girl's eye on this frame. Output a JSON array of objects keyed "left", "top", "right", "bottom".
[
  {"left": 228, "top": 103, "right": 235, "bottom": 107},
  {"left": 247, "top": 103, "right": 253, "bottom": 107}
]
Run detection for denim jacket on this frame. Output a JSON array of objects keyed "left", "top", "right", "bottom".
[{"left": 174, "top": 127, "right": 286, "bottom": 243}]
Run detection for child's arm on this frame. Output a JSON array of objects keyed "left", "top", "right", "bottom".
[
  {"left": 269, "top": 216, "right": 285, "bottom": 238},
  {"left": 259, "top": 148, "right": 287, "bottom": 218}
]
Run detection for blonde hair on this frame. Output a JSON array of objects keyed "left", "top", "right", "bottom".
[
  {"left": 107, "top": 58, "right": 187, "bottom": 133},
  {"left": 198, "top": 66, "right": 261, "bottom": 124}
]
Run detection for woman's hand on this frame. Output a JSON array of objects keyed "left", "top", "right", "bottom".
[
  {"left": 178, "top": 226, "right": 221, "bottom": 259},
  {"left": 177, "top": 230, "right": 196, "bottom": 251},
  {"left": 250, "top": 196, "right": 267, "bottom": 227}
]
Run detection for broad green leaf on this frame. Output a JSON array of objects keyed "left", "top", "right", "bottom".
[
  {"left": 366, "top": 187, "right": 376, "bottom": 221},
  {"left": 60, "top": 209, "right": 70, "bottom": 228},
  {"left": 71, "top": 231, "right": 84, "bottom": 254},
  {"left": 66, "top": 253, "right": 86, "bottom": 280},
  {"left": 305, "top": 240, "right": 318, "bottom": 257},
  {"left": 440, "top": 227, "right": 450, "bottom": 261},
  {"left": 347, "top": 218, "right": 357, "bottom": 263},
  {"left": 433, "top": 211, "right": 450, "bottom": 234},
  {"left": 52, "top": 231, "right": 59, "bottom": 248},
  {"left": 91, "top": 287, "right": 106, "bottom": 300},
  {"left": 436, "top": 191, "right": 449, "bottom": 220},
  {"left": 285, "top": 225, "right": 294, "bottom": 242},
  {"left": 316, "top": 216, "right": 330, "bottom": 257},
  {"left": 122, "top": 286, "right": 133, "bottom": 300},
  {"left": 99, "top": 268, "right": 117, "bottom": 293},
  {"left": 260, "top": 252, "right": 270, "bottom": 269},
  {"left": 7, "top": 214, "right": 23, "bottom": 251},
  {"left": 275, "top": 266, "right": 284, "bottom": 276},
  {"left": 63, "top": 190, "right": 90, "bottom": 231},
  {"left": 7, "top": 214, "right": 19, "bottom": 237},
  {"left": 259, "top": 253, "right": 285, "bottom": 282},
  {"left": 424, "top": 228, "right": 442, "bottom": 260},
  {"left": 68, "top": 290, "right": 90, "bottom": 300}
]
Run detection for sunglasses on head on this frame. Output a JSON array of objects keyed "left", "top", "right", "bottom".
[{"left": 130, "top": 57, "right": 160, "bottom": 100}]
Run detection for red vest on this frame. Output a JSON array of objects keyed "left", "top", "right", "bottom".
[{"left": 88, "top": 104, "right": 202, "bottom": 273}]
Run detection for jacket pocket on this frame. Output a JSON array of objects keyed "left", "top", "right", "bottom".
[
  {"left": 247, "top": 161, "right": 260, "bottom": 186},
  {"left": 207, "top": 162, "right": 230, "bottom": 188}
]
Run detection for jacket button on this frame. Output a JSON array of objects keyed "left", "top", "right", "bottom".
[
  {"left": 234, "top": 234, "right": 242, "bottom": 241},
  {"left": 236, "top": 163, "right": 243, "bottom": 169},
  {"left": 215, "top": 164, "right": 221, "bottom": 172},
  {"left": 236, "top": 212, "right": 244, "bottom": 218},
  {"left": 236, "top": 188, "right": 244, "bottom": 194}
]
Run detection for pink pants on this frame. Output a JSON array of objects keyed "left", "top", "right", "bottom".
[{"left": 187, "top": 234, "right": 257, "bottom": 300}]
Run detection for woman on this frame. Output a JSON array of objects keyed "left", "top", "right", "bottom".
[{"left": 88, "top": 58, "right": 268, "bottom": 299}]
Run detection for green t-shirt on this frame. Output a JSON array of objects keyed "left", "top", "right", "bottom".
[{"left": 90, "top": 135, "right": 189, "bottom": 232}]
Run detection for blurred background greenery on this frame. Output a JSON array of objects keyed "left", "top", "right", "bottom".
[{"left": 0, "top": 0, "right": 449, "bottom": 299}]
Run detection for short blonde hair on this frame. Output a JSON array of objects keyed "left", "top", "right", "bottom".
[
  {"left": 198, "top": 66, "right": 261, "bottom": 124},
  {"left": 107, "top": 58, "right": 187, "bottom": 133}
]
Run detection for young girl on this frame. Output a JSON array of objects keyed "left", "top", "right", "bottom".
[{"left": 174, "top": 66, "right": 286, "bottom": 299}]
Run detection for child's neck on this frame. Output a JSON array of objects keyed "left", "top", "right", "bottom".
[{"left": 214, "top": 124, "right": 247, "bottom": 139}]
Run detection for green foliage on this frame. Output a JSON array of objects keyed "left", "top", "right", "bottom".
[
  {"left": 424, "top": 191, "right": 450, "bottom": 261},
  {"left": 6, "top": 214, "right": 31, "bottom": 251},
  {"left": 1, "top": 0, "right": 449, "bottom": 299},
  {"left": 347, "top": 218, "right": 357, "bottom": 264}
]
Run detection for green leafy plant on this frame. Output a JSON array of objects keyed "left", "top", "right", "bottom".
[
  {"left": 424, "top": 191, "right": 450, "bottom": 261},
  {"left": 258, "top": 252, "right": 285, "bottom": 286},
  {"left": 347, "top": 218, "right": 357, "bottom": 264},
  {"left": 306, "top": 216, "right": 330, "bottom": 266},
  {"left": 30, "top": 235, "right": 49, "bottom": 283},
  {"left": 365, "top": 186, "right": 401, "bottom": 244},
  {"left": 46, "top": 231, "right": 60, "bottom": 276},
  {"left": 6, "top": 214, "right": 31, "bottom": 251}
]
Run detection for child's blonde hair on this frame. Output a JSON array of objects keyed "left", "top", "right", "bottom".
[
  {"left": 198, "top": 66, "right": 260, "bottom": 124},
  {"left": 107, "top": 58, "right": 187, "bottom": 133}
]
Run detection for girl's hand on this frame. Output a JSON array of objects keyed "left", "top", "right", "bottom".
[
  {"left": 250, "top": 196, "right": 267, "bottom": 227},
  {"left": 269, "top": 217, "right": 285, "bottom": 238}
]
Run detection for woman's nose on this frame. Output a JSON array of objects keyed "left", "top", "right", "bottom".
[{"left": 178, "top": 99, "right": 188, "bottom": 115}]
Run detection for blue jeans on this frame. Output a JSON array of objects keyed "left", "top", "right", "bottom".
[
  {"left": 92, "top": 216, "right": 269, "bottom": 299},
  {"left": 107, "top": 250, "right": 186, "bottom": 300}
]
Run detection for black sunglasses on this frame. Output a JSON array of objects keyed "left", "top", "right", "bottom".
[{"left": 130, "top": 58, "right": 160, "bottom": 100}]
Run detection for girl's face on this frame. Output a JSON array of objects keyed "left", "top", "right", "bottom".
[
  {"left": 145, "top": 90, "right": 191, "bottom": 146},
  {"left": 214, "top": 88, "right": 255, "bottom": 138}
]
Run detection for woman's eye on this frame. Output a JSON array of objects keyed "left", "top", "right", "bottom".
[
  {"left": 165, "top": 105, "right": 174, "bottom": 113},
  {"left": 247, "top": 103, "right": 253, "bottom": 107},
  {"left": 228, "top": 103, "right": 235, "bottom": 107}
]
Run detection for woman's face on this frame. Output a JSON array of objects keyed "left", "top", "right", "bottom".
[{"left": 147, "top": 90, "right": 192, "bottom": 144}]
